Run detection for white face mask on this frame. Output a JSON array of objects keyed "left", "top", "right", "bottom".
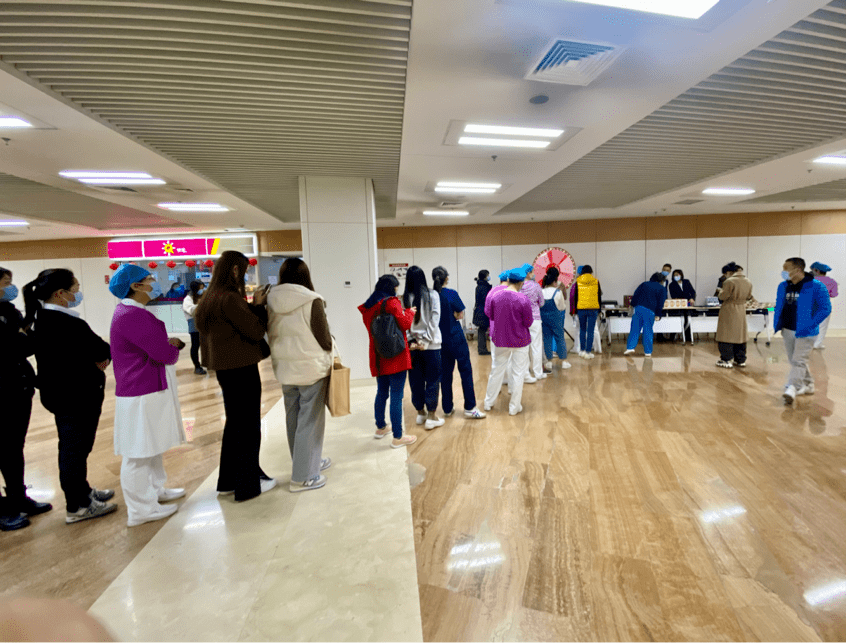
[{"left": 673, "top": 275, "right": 681, "bottom": 282}]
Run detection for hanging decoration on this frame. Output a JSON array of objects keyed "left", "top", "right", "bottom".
[
  {"left": 204, "top": 259, "right": 215, "bottom": 268},
  {"left": 166, "top": 260, "right": 177, "bottom": 269},
  {"left": 185, "top": 260, "right": 196, "bottom": 268},
  {"left": 148, "top": 261, "right": 158, "bottom": 269},
  {"left": 109, "top": 263, "right": 119, "bottom": 271},
  {"left": 248, "top": 257, "right": 258, "bottom": 266},
  {"left": 531, "top": 247, "right": 577, "bottom": 288}
]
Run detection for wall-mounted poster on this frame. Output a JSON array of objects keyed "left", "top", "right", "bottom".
[{"left": 389, "top": 263, "right": 409, "bottom": 279}]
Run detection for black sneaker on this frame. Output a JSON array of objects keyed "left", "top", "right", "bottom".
[
  {"left": 0, "top": 513, "right": 31, "bottom": 531},
  {"left": 194, "top": 366, "right": 207, "bottom": 375},
  {"left": 19, "top": 496, "right": 52, "bottom": 516},
  {"left": 90, "top": 488, "right": 115, "bottom": 502}
]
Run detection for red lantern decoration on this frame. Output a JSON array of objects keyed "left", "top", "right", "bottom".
[
  {"left": 204, "top": 259, "right": 215, "bottom": 268},
  {"left": 185, "top": 260, "right": 196, "bottom": 268},
  {"left": 109, "top": 263, "right": 119, "bottom": 271},
  {"left": 166, "top": 260, "right": 177, "bottom": 269},
  {"left": 248, "top": 257, "right": 258, "bottom": 266},
  {"left": 148, "top": 261, "right": 158, "bottom": 269}
]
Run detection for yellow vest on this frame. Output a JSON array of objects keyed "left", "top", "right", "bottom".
[{"left": 576, "top": 274, "right": 600, "bottom": 309}]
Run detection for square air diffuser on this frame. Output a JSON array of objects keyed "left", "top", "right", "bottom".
[{"left": 526, "top": 38, "right": 624, "bottom": 86}]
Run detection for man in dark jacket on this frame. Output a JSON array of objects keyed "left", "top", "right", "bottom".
[{"left": 624, "top": 273, "right": 667, "bottom": 357}]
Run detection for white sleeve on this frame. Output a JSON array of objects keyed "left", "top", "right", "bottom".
[
  {"left": 554, "top": 290, "right": 566, "bottom": 311},
  {"left": 183, "top": 295, "right": 198, "bottom": 317}
]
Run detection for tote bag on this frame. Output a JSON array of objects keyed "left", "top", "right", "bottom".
[{"left": 327, "top": 342, "right": 351, "bottom": 418}]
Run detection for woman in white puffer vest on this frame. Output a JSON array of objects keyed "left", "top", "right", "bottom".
[{"left": 267, "top": 258, "right": 334, "bottom": 493}]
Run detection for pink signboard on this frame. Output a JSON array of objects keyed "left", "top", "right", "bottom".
[
  {"left": 107, "top": 240, "right": 143, "bottom": 259},
  {"left": 143, "top": 238, "right": 209, "bottom": 259}
]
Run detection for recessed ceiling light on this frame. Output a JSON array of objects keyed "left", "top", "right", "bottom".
[
  {"left": 564, "top": 0, "right": 720, "bottom": 19},
  {"left": 464, "top": 124, "right": 564, "bottom": 138},
  {"left": 458, "top": 137, "right": 551, "bottom": 149},
  {"left": 435, "top": 187, "right": 497, "bottom": 194},
  {"left": 702, "top": 188, "right": 756, "bottom": 196},
  {"left": 0, "top": 220, "right": 29, "bottom": 226},
  {"left": 813, "top": 155, "right": 846, "bottom": 166},
  {"left": 0, "top": 117, "right": 32, "bottom": 128},
  {"left": 423, "top": 210, "right": 470, "bottom": 216},
  {"left": 60, "top": 171, "right": 154, "bottom": 179},
  {"left": 436, "top": 181, "right": 502, "bottom": 189},
  {"left": 158, "top": 202, "right": 230, "bottom": 212},
  {"left": 80, "top": 178, "right": 166, "bottom": 186}
]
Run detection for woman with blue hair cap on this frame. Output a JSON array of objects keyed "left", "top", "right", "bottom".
[
  {"left": 109, "top": 264, "right": 187, "bottom": 527},
  {"left": 811, "top": 262, "right": 838, "bottom": 349}
]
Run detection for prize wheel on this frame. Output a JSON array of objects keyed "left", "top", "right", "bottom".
[{"left": 532, "top": 247, "right": 576, "bottom": 288}]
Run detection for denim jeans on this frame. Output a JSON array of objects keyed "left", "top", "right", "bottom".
[
  {"left": 577, "top": 310, "right": 599, "bottom": 353},
  {"left": 441, "top": 335, "right": 477, "bottom": 413},
  {"left": 375, "top": 371, "right": 407, "bottom": 439},
  {"left": 626, "top": 306, "right": 656, "bottom": 354},
  {"left": 541, "top": 301, "right": 567, "bottom": 360},
  {"left": 409, "top": 349, "right": 442, "bottom": 413}
]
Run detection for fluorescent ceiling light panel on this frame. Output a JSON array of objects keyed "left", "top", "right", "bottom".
[
  {"left": 0, "top": 117, "right": 32, "bottom": 128},
  {"left": 423, "top": 210, "right": 470, "bottom": 216},
  {"left": 702, "top": 188, "right": 756, "bottom": 196},
  {"left": 459, "top": 136, "right": 550, "bottom": 149},
  {"left": 0, "top": 220, "right": 29, "bottom": 226},
  {"left": 434, "top": 187, "right": 497, "bottom": 194},
  {"left": 464, "top": 124, "right": 564, "bottom": 138},
  {"left": 79, "top": 178, "right": 166, "bottom": 185},
  {"left": 60, "top": 171, "right": 153, "bottom": 179},
  {"left": 436, "top": 181, "right": 502, "bottom": 189},
  {"left": 813, "top": 155, "right": 846, "bottom": 166},
  {"left": 564, "top": 0, "right": 720, "bottom": 19},
  {"left": 158, "top": 203, "right": 230, "bottom": 212}
]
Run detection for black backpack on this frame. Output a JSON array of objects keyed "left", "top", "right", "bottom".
[{"left": 370, "top": 298, "right": 406, "bottom": 359}]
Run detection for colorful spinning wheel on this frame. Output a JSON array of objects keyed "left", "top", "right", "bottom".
[{"left": 532, "top": 247, "right": 577, "bottom": 288}]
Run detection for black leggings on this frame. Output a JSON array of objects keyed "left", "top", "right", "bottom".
[{"left": 190, "top": 331, "right": 201, "bottom": 368}]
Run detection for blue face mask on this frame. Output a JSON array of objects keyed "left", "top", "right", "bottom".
[
  {"left": 662, "top": 271, "right": 670, "bottom": 277},
  {"left": 0, "top": 284, "right": 18, "bottom": 302},
  {"left": 781, "top": 270, "right": 791, "bottom": 281},
  {"left": 68, "top": 291, "right": 84, "bottom": 308},
  {"left": 673, "top": 275, "right": 681, "bottom": 282},
  {"left": 148, "top": 281, "right": 163, "bottom": 301}
]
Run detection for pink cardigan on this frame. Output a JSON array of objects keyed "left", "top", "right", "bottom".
[{"left": 110, "top": 301, "right": 179, "bottom": 398}]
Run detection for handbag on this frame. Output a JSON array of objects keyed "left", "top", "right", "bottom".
[{"left": 326, "top": 341, "right": 351, "bottom": 418}]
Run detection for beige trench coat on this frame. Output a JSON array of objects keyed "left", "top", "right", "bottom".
[{"left": 716, "top": 273, "right": 753, "bottom": 343}]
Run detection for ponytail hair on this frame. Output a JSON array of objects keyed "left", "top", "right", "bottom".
[
  {"left": 541, "top": 267, "right": 560, "bottom": 288},
  {"left": 403, "top": 266, "right": 430, "bottom": 324},
  {"left": 23, "top": 268, "right": 75, "bottom": 329},
  {"left": 475, "top": 269, "right": 489, "bottom": 283},
  {"left": 432, "top": 266, "right": 448, "bottom": 293}
]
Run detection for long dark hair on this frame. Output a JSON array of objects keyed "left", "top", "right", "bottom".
[
  {"left": 23, "top": 268, "right": 75, "bottom": 329},
  {"left": 195, "top": 251, "right": 249, "bottom": 330},
  {"left": 541, "top": 267, "right": 560, "bottom": 288},
  {"left": 189, "top": 280, "right": 204, "bottom": 304},
  {"left": 432, "top": 266, "right": 448, "bottom": 293},
  {"left": 278, "top": 257, "right": 315, "bottom": 291},
  {"left": 475, "top": 269, "right": 489, "bottom": 283},
  {"left": 403, "top": 265, "right": 430, "bottom": 324}
]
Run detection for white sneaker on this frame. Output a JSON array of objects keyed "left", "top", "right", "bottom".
[
  {"left": 797, "top": 384, "right": 815, "bottom": 396},
  {"left": 544, "top": 361, "right": 553, "bottom": 370},
  {"left": 157, "top": 488, "right": 185, "bottom": 502},
  {"left": 66, "top": 499, "right": 118, "bottom": 525},
  {"left": 560, "top": 361, "right": 572, "bottom": 369},
  {"left": 579, "top": 351, "right": 587, "bottom": 358},
  {"left": 127, "top": 503, "right": 177, "bottom": 528},
  {"left": 464, "top": 408, "right": 487, "bottom": 419},
  {"left": 289, "top": 475, "right": 326, "bottom": 493},
  {"left": 524, "top": 376, "right": 538, "bottom": 384},
  {"left": 483, "top": 404, "right": 493, "bottom": 412},
  {"left": 260, "top": 478, "right": 278, "bottom": 494},
  {"left": 623, "top": 349, "right": 635, "bottom": 356},
  {"left": 415, "top": 413, "right": 426, "bottom": 425},
  {"left": 584, "top": 352, "right": 595, "bottom": 360},
  {"left": 783, "top": 385, "right": 797, "bottom": 405},
  {"left": 509, "top": 405, "right": 524, "bottom": 416},
  {"left": 643, "top": 354, "right": 651, "bottom": 358},
  {"left": 424, "top": 417, "right": 445, "bottom": 430}
]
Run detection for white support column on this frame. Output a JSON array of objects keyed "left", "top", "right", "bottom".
[{"left": 299, "top": 176, "right": 379, "bottom": 380}]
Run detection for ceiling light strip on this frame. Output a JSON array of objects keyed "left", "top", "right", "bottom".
[{"left": 458, "top": 137, "right": 550, "bottom": 149}]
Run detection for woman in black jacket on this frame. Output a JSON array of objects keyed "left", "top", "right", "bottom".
[
  {"left": 473, "top": 270, "right": 492, "bottom": 355},
  {"left": 24, "top": 269, "right": 117, "bottom": 524},
  {"left": 0, "top": 267, "right": 51, "bottom": 531},
  {"left": 669, "top": 269, "right": 697, "bottom": 343}
]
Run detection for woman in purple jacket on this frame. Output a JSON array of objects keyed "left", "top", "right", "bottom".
[{"left": 109, "top": 264, "right": 187, "bottom": 527}]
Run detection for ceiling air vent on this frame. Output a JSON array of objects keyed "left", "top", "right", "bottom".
[
  {"left": 439, "top": 201, "right": 468, "bottom": 208},
  {"left": 675, "top": 199, "right": 704, "bottom": 205},
  {"left": 526, "top": 39, "right": 623, "bottom": 86}
]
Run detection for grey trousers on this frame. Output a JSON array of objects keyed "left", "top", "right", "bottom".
[
  {"left": 283, "top": 376, "right": 329, "bottom": 483},
  {"left": 782, "top": 329, "right": 816, "bottom": 390}
]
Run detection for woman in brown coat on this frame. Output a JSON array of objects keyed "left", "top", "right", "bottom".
[{"left": 715, "top": 262, "right": 753, "bottom": 369}]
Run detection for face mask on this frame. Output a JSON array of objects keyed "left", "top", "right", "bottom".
[
  {"left": 673, "top": 275, "right": 681, "bottom": 282},
  {"left": 148, "top": 281, "right": 163, "bottom": 301},
  {"left": 68, "top": 291, "right": 84, "bottom": 308},
  {"left": 662, "top": 271, "right": 670, "bottom": 277},
  {"left": 781, "top": 270, "right": 791, "bottom": 281},
  {"left": 0, "top": 284, "right": 18, "bottom": 302}
]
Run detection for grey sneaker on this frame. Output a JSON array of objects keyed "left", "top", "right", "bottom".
[
  {"left": 290, "top": 475, "right": 326, "bottom": 493},
  {"left": 716, "top": 360, "right": 733, "bottom": 369},
  {"left": 90, "top": 488, "right": 115, "bottom": 502},
  {"left": 66, "top": 499, "right": 118, "bottom": 524},
  {"left": 320, "top": 458, "right": 332, "bottom": 471}
]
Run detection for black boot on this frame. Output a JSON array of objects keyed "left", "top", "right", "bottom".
[
  {"left": 0, "top": 513, "right": 30, "bottom": 531},
  {"left": 194, "top": 366, "right": 207, "bottom": 375},
  {"left": 19, "top": 496, "right": 53, "bottom": 517}
]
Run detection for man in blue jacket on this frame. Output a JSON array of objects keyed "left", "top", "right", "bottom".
[
  {"left": 623, "top": 273, "right": 667, "bottom": 357},
  {"left": 774, "top": 257, "right": 832, "bottom": 405}
]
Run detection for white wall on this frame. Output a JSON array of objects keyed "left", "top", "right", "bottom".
[{"left": 378, "top": 232, "right": 846, "bottom": 330}]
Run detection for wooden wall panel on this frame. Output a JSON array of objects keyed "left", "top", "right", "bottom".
[
  {"left": 548, "top": 219, "right": 596, "bottom": 243},
  {"left": 748, "top": 212, "right": 801, "bottom": 237},
  {"left": 696, "top": 213, "right": 749, "bottom": 238},
  {"left": 801, "top": 210, "right": 846, "bottom": 235},
  {"left": 595, "top": 217, "right": 646, "bottom": 242},
  {"left": 455, "top": 224, "right": 502, "bottom": 247},
  {"left": 412, "top": 225, "right": 457, "bottom": 248},
  {"left": 376, "top": 227, "right": 414, "bottom": 249},
  {"left": 646, "top": 216, "right": 698, "bottom": 240},
  {"left": 504, "top": 221, "right": 548, "bottom": 245},
  {"left": 257, "top": 230, "right": 302, "bottom": 253},
  {"left": 0, "top": 237, "right": 109, "bottom": 260}
]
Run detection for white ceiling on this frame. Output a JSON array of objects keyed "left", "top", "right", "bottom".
[{"left": 3, "top": 0, "right": 846, "bottom": 242}]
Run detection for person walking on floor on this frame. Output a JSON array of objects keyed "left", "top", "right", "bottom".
[
  {"left": 195, "top": 251, "right": 276, "bottom": 501},
  {"left": 483, "top": 266, "right": 533, "bottom": 416},
  {"left": 432, "top": 267, "right": 486, "bottom": 420},
  {"left": 108, "top": 264, "right": 187, "bottom": 526},
  {"left": 24, "top": 269, "right": 116, "bottom": 525},
  {"left": 573, "top": 265, "right": 603, "bottom": 359},
  {"left": 539, "top": 267, "right": 571, "bottom": 372},
  {"left": 0, "top": 268, "right": 51, "bottom": 531},
  {"left": 267, "top": 258, "right": 333, "bottom": 492},
  {"left": 182, "top": 280, "right": 207, "bottom": 375},
  {"left": 623, "top": 273, "right": 667, "bottom": 357},
  {"left": 810, "top": 262, "right": 838, "bottom": 349},
  {"left": 714, "top": 262, "right": 753, "bottom": 369},
  {"left": 403, "top": 266, "right": 445, "bottom": 431},
  {"left": 359, "top": 275, "right": 418, "bottom": 448},
  {"left": 520, "top": 263, "right": 544, "bottom": 382},
  {"left": 473, "top": 270, "right": 492, "bottom": 355},
  {"left": 775, "top": 257, "right": 832, "bottom": 405}
]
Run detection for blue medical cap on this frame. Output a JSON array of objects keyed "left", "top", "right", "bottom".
[
  {"left": 522, "top": 263, "right": 533, "bottom": 274},
  {"left": 498, "top": 270, "right": 509, "bottom": 282},
  {"left": 576, "top": 265, "right": 584, "bottom": 275},
  {"left": 507, "top": 267, "right": 527, "bottom": 281},
  {"left": 811, "top": 262, "right": 832, "bottom": 273},
  {"left": 109, "top": 264, "right": 151, "bottom": 299}
]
